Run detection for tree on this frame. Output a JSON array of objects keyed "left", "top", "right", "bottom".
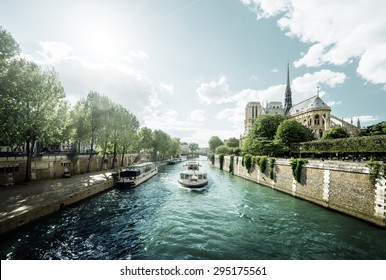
[
  {"left": 242, "top": 114, "right": 285, "bottom": 155},
  {"left": 322, "top": 126, "right": 350, "bottom": 140},
  {"left": 362, "top": 121, "right": 386, "bottom": 136},
  {"left": 0, "top": 27, "right": 20, "bottom": 75},
  {"left": 152, "top": 129, "right": 171, "bottom": 161},
  {"left": 275, "top": 120, "right": 314, "bottom": 147},
  {"left": 84, "top": 91, "right": 111, "bottom": 172},
  {"left": 208, "top": 136, "right": 223, "bottom": 153},
  {"left": 168, "top": 138, "right": 181, "bottom": 158},
  {"left": 138, "top": 127, "right": 153, "bottom": 153},
  {"left": 0, "top": 59, "right": 65, "bottom": 181},
  {"left": 225, "top": 137, "right": 239, "bottom": 148},
  {"left": 215, "top": 145, "right": 232, "bottom": 155},
  {"left": 250, "top": 114, "right": 285, "bottom": 140},
  {"left": 189, "top": 143, "right": 199, "bottom": 153}
]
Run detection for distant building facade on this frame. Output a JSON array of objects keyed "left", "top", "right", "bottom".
[{"left": 243, "top": 64, "right": 361, "bottom": 140}]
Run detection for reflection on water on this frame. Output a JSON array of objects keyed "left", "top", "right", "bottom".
[{"left": 1, "top": 159, "right": 386, "bottom": 260}]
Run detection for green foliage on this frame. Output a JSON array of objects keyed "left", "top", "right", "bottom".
[
  {"left": 0, "top": 26, "right": 20, "bottom": 74},
  {"left": 244, "top": 154, "right": 253, "bottom": 173},
  {"left": 215, "top": 145, "right": 232, "bottom": 155},
  {"left": 269, "top": 157, "right": 276, "bottom": 180},
  {"left": 0, "top": 58, "right": 66, "bottom": 181},
  {"left": 292, "top": 135, "right": 386, "bottom": 153},
  {"left": 229, "top": 155, "right": 234, "bottom": 174},
  {"left": 322, "top": 126, "right": 350, "bottom": 139},
  {"left": 225, "top": 137, "right": 240, "bottom": 148},
  {"left": 243, "top": 136, "right": 287, "bottom": 156},
  {"left": 368, "top": 159, "right": 382, "bottom": 185},
  {"left": 362, "top": 121, "right": 386, "bottom": 136},
  {"left": 188, "top": 143, "right": 199, "bottom": 153},
  {"left": 250, "top": 114, "right": 285, "bottom": 140},
  {"left": 275, "top": 120, "right": 314, "bottom": 147},
  {"left": 290, "top": 158, "right": 308, "bottom": 183},
  {"left": 258, "top": 156, "right": 267, "bottom": 173},
  {"left": 243, "top": 115, "right": 285, "bottom": 156},
  {"left": 209, "top": 136, "right": 223, "bottom": 153},
  {"left": 218, "top": 154, "right": 225, "bottom": 170},
  {"left": 208, "top": 154, "right": 215, "bottom": 165}
]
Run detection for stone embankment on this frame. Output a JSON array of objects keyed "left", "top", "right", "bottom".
[
  {"left": 0, "top": 171, "right": 114, "bottom": 235},
  {"left": 213, "top": 156, "right": 386, "bottom": 228}
]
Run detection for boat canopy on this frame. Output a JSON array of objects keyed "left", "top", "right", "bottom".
[{"left": 120, "top": 170, "right": 140, "bottom": 177}]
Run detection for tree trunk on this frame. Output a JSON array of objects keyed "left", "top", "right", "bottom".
[
  {"left": 100, "top": 141, "right": 107, "bottom": 171},
  {"left": 112, "top": 142, "right": 117, "bottom": 169},
  {"left": 24, "top": 138, "right": 36, "bottom": 182},
  {"left": 87, "top": 138, "right": 94, "bottom": 173},
  {"left": 121, "top": 147, "right": 126, "bottom": 167}
]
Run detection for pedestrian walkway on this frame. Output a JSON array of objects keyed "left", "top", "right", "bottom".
[{"left": 0, "top": 170, "right": 114, "bottom": 235}]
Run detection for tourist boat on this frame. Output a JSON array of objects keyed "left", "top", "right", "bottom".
[
  {"left": 114, "top": 162, "right": 158, "bottom": 188},
  {"left": 178, "top": 161, "right": 208, "bottom": 189}
]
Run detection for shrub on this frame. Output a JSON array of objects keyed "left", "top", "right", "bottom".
[{"left": 290, "top": 158, "right": 307, "bottom": 183}]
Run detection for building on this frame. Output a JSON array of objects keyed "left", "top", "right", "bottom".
[{"left": 243, "top": 64, "right": 361, "bottom": 139}]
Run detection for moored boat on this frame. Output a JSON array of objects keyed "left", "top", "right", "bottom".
[
  {"left": 178, "top": 161, "right": 208, "bottom": 189},
  {"left": 114, "top": 162, "right": 158, "bottom": 188}
]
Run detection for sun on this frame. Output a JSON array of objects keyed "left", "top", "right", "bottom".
[{"left": 76, "top": 15, "right": 124, "bottom": 61}]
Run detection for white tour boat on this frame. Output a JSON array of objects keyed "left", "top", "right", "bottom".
[
  {"left": 178, "top": 161, "right": 208, "bottom": 189},
  {"left": 114, "top": 162, "right": 158, "bottom": 188}
]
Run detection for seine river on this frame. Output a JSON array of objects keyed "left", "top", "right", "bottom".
[{"left": 1, "top": 158, "right": 386, "bottom": 260}]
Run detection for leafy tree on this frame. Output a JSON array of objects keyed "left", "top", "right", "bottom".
[
  {"left": 243, "top": 137, "right": 287, "bottom": 156},
  {"left": 168, "top": 138, "right": 181, "bottom": 158},
  {"left": 0, "top": 27, "right": 20, "bottom": 74},
  {"left": 138, "top": 127, "right": 153, "bottom": 153},
  {"left": 0, "top": 59, "right": 65, "bottom": 181},
  {"left": 362, "top": 121, "right": 386, "bottom": 136},
  {"left": 250, "top": 114, "right": 285, "bottom": 140},
  {"left": 225, "top": 137, "right": 239, "bottom": 148},
  {"left": 322, "top": 126, "right": 350, "bottom": 140},
  {"left": 243, "top": 114, "right": 285, "bottom": 155},
  {"left": 84, "top": 91, "right": 111, "bottom": 172},
  {"left": 188, "top": 142, "right": 199, "bottom": 153},
  {"left": 275, "top": 120, "right": 314, "bottom": 147},
  {"left": 208, "top": 136, "right": 223, "bottom": 153},
  {"left": 215, "top": 145, "right": 232, "bottom": 155},
  {"left": 152, "top": 129, "right": 171, "bottom": 161},
  {"left": 70, "top": 99, "right": 90, "bottom": 153}
]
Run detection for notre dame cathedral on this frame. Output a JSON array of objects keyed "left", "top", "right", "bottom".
[{"left": 243, "top": 64, "right": 361, "bottom": 140}]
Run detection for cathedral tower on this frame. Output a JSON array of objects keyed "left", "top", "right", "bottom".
[{"left": 284, "top": 63, "right": 292, "bottom": 113}]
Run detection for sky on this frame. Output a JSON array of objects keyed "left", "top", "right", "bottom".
[{"left": 1, "top": 0, "right": 386, "bottom": 147}]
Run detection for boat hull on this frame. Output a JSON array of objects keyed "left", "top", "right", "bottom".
[
  {"left": 115, "top": 168, "right": 158, "bottom": 189},
  {"left": 178, "top": 178, "right": 208, "bottom": 189}
]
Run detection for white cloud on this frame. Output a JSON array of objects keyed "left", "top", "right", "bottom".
[
  {"left": 215, "top": 69, "right": 346, "bottom": 126},
  {"left": 37, "top": 41, "right": 73, "bottom": 64},
  {"left": 190, "top": 109, "right": 205, "bottom": 122},
  {"left": 270, "top": 68, "right": 279, "bottom": 73},
  {"left": 160, "top": 83, "right": 174, "bottom": 94},
  {"left": 241, "top": 0, "right": 386, "bottom": 88},
  {"left": 250, "top": 75, "right": 259, "bottom": 80},
  {"left": 343, "top": 115, "right": 379, "bottom": 125},
  {"left": 196, "top": 76, "right": 232, "bottom": 104},
  {"left": 292, "top": 69, "right": 346, "bottom": 101},
  {"left": 326, "top": 100, "right": 342, "bottom": 107}
]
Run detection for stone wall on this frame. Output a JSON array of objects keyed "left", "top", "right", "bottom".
[
  {"left": 213, "top": 155, "right": 386, "bottom": 228},
  {"left": 0, "top": 154, "right": 137, "bottom": 186}
]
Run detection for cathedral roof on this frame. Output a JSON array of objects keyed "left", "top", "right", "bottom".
[{"left": 286, "top": 95, "right": 330, "bottom": 116}]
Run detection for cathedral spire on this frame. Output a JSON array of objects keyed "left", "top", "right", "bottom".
[{"left": 284, "top": 62, "right": 292, "bottom": 113}]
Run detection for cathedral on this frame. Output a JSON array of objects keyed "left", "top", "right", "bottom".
[{"left": 243, "top": 64, "right": 361, "bottom": 139}]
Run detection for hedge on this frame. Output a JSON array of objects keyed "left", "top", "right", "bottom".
[{"left": 291, "top": 135, "right": 386, "bottom": 154}]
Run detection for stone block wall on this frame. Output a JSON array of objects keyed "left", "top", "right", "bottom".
[
  {"left": 0, "top": 154, "right": 137, "bottom": 186},
  {"left": 213, "top": 155, "right": 386, "bottom": 228}
]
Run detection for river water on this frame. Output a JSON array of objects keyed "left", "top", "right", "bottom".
[{"left": 1, "top": 159, "right": 386, "bottom": 260}]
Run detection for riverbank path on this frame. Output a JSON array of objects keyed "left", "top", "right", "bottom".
[{"left": 0, "top": 170, "right": 114, "bottom": 235}]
